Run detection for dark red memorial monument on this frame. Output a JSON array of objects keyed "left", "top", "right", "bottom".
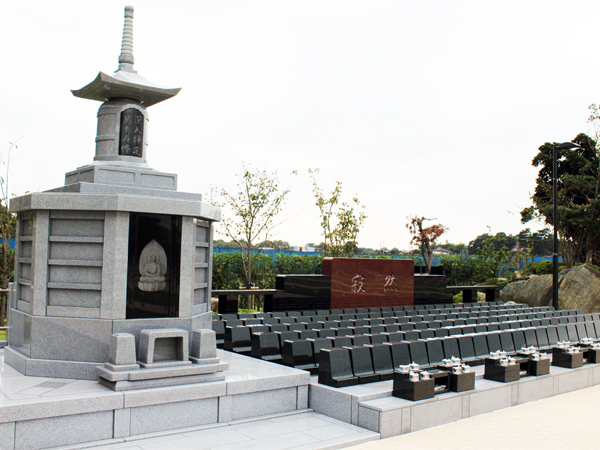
[{"left": 323, "top": 257, "right": 414, "bottom": 309}]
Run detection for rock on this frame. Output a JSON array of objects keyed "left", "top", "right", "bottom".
[
  {"left": 559, "top": 265, "right": 600, "bottom": 312},
  {"left": 500, "top": 264, "right": 600, "bottom": 313}
]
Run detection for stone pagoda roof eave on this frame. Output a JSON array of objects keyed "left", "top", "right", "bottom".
[{"left": 71, "top": 71, "right": 181, "bottom": 107}]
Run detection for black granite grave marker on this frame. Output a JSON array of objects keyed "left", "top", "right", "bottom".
[
  {"left": 425, "top": 339, "right": 444, "bottom": 366},
  {"left": 556, "top": 325, "right": 569, "bottom": 342},
  {"left": 524, "top": 329, "right": 538, "bottom": 347},
  {"left": 307, "top": 338, "right": 333, "bottom": 365},
  {"left": 119, "top": 108, "right": 144, "bottom": 157},
  {"left": 486, "top": 333, "right": 502, "bottom": 353},
  {"left": 408, "top": 341, "right": 429, "bottom": 367},
  {"left": 345, "top": 345, "right": 379, "bottom": 383},
  {"left": 576, "top": 323, "right": 588, "bottom": 341},
  {"left": 385, "top": 342, "right": 411, "bottom": 368},
  {"left": 352, "top": 335, "right": 370, "bottom": 346},
  {"left": 282, "top": 340, "right": 316, "bottom": 372},
  {"left": 442, "top": 337, "right": 460, "bottom": 360},
  {"left": 535, "top": 328, "right": 550, "bottom": 349},
  {"left": 472, "top": 334, "right": 490, "bottom": 359},
  {"left": 585, "top": 322, "right": 597, "bottom": 339},
  {"left": 251, "top": 332, "right": 282, "bottom": 361},
  {"left": 318, "top": 348, "right": 358, "bottom": 387},
  {"left": 499, "top": 332, "right": 515, "bottom": 354}
]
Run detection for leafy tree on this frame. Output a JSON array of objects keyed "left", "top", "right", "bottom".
[
  {"left": 475, "top": 231, "right": 510, "bottom": 280},
  {"left": 439, "top": 241, "right": 467, "bottom": 255},
  {"left": 309, "top": 169, "right": 367, "bottom": 257},
  {"left": 515, "top": 228, "right": 552, "bottom": 257},
  {"left": 256, "top": 239, "right": 290, "bottom": 250},
  {"left": 440, "top": 254, "right": 479, "bottom": 286},
  {"left": 520, "top": 132, "right": 600, "bottom": 265},
  {"left": 468, "top": 232, "right": 516, "bottom": 255},
  {"left": 213, "top": 239, "right": 242, "bottom": 249},
  {"left": 212, "top": 164, "right": 295, "bottom": 294},
  {"left": 406, "top": 216, "right": 448, "bottom": 274}
]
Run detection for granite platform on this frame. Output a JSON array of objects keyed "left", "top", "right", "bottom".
[
  {"left": 0, "top": 349, "right": 309, "bottom": 449},
  {"left": 309, "top": 360, "right": 600, "bottom": 438}
]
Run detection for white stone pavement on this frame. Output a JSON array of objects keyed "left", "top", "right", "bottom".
[
  {"left": 57, "top": 384, "right": 600, "bottom": 450},
  {"left": 350, "top": 383, "right": 600, "bottom": 450},
  {"left": 57, "top": 411, "right": 378, "bottom": 450}
]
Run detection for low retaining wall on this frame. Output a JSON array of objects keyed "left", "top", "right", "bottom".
[{"left": 309, "top": 362, "right": 600, "bottom": 438}]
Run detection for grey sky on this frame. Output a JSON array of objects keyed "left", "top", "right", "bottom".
[{"left": 2, "top": 1, "right": 598, "bottom": 250}]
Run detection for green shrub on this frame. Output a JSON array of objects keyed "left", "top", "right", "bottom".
[
  {"left": 440, "top": 255, "right": 479, "bottom": 286},
  {"left": 212, "top": 252, "right": 323, "bottom": 291},
  {"left": 525, "top": 260, "right": 552, "bottom": 275},
  {"left": 575, "top": 262, "right": 600, "bottom": 272}
]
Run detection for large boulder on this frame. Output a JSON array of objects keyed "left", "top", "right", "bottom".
[{"left": 500, "top": 264, "right": 600, "bottom": 313}]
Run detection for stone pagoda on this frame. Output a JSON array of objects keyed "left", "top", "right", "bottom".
[{"left": 6, "top": 5, "right": 227, "bottom": 390}]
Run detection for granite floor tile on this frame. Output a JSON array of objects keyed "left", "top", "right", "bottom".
[
  {"left": 211, "top": 430, "right": 320, "bottom": 450},
  {"left": 236, "top": 416, "right": 335, "bottom": 439},
  {"left": 303, "top": 423, "right": 363, "bottom": 441},
  {"left": 0, "top": 376, "right": 55, "bottom": 394},
  {"left": 4, "top": 392, "right": 40, "bottom": 400},
  {"left": 19, "top": 386, "right": 56, "bottom": 396},
  {"left": 140, "top": 429, "right": 251, "bottom": 450},
  {"left": 40, "top": 379, "right": 112, "bottom": 397}
]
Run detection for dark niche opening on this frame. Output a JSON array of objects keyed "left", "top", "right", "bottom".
[
  {"left": 119, "top": 108, "right": 144, "bottom": 157},
  {"left": 126, "top": 213, "right": 182, "bottom": 319}
]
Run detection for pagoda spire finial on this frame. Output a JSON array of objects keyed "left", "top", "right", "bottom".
[{"left": 117, "top": 5, "right": 136, "bottom": 73}]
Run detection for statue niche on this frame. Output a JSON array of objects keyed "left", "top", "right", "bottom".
[{"left": 138, "top": 239, "right": 168, "bottom": 292}]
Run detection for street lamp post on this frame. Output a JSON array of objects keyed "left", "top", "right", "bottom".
[{"left": 552, "top": 141, "right": 581, "bottom": 311}]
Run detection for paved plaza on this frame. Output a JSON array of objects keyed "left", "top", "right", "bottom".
[
  {"left": 350, "top": 383, "right": 600, "bottom": 450},
  {"left": 43, "top": 383, "right": 598, "bottom": 450}
]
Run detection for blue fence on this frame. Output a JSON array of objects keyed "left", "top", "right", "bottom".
[
  {"left": 213, "top": 248, "right": 558, "bottom": 272},
  {"left": 0, "top": 239, "right": 15, "bottom": 249}
]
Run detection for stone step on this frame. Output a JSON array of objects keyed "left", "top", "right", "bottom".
[{"left": 57, "top": 410, "right": 380, "bottom": 450}]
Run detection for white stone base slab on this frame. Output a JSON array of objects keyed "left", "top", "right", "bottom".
[
  {"left": 312, "top": 362, "right": 600, "bottom": 439},
  {"left": 0, "top": 349, "right": 310, "bottom": 450}
]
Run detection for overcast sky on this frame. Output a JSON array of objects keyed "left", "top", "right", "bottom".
[{"left": 2, "top": 1, "right": 599, "bottom": 250}]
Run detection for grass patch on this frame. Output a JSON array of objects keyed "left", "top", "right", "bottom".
[{"left": 0, "top": 330, "right": 5, "bottom": 340}]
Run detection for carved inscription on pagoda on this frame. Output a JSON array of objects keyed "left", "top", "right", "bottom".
[{"left": 119, "top": 108, "right": 144, "bottom": 157}]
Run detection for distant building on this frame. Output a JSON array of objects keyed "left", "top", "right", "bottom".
[{"left": 291, "top": 244, "right": 316, "bottom": 252}]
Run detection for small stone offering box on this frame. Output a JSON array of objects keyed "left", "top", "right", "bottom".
[
  {"left": 392, "top": 370, "right": 435, "bottom": 401},
  {"left": 516, "top": 352, "right": 550, "bottom": 376},
  {"left": 448, "top": 370, "right": 475, "bottom": 392},
  {"left": 552, "top": 347, "right": 584, "bottom": 369},
  {"left": 528, "top": 358, "right": 550, "bottom": 376},
  {"left": 588, "top": 348, "right": 600, "bottom": 364},
  {"left": 483, "top": 358, "right": 520, "bottom": 383}
]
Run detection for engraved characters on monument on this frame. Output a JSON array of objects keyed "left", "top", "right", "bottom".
[
  {"left": 384, "top": 273, "right": 398, "bottom": 292},
  {"left": 351, "top": 273, "right": 366, "bottom": 293},
  {"left": 119, "top": 108, "right": 144, "bottom": 157}
]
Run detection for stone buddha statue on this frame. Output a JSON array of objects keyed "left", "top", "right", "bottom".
[{"left": 138, "top": 239, "right": 167, "bottom": 292}]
